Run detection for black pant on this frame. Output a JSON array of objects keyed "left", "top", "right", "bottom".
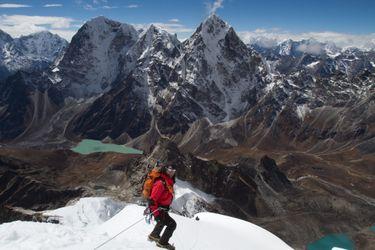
[{"left": 150, "top": 210, "right": 177, "bottom": 244}]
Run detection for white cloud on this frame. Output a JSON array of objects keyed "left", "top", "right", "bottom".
[
  {"left": 83, "top": 4, "right": 95, "bottom": 10},
  {"left": 127, "top": 4, "right": 139, "bottom": 8},
  {"left": 93, "top": 0, "right": 108, "bottom": 4},
  {"left": 169, "top": 19, "right": 180, "bottom": 23},
  {"left": 238, "top": 29, "right": 375, "bottom": 50},
  {"left": 206, "top": 0, "right": 224, "bottom": 14},
  {"left": 103, "top": 5, "right": 117, "bottom": 9},
  {"left": 77, "top": 0, "right": 117, "bottom": 10},
  {"left": 43, "top": 4, "right": 63, "bottom": 8},
  {"left": 0, "top": 3, "right": 31, "bottom": 8},
  {"left": 296, "top": 43, "right": 325, "bottom": 55},
  {"left": 0, "top": 15, "right": 79, "bottom": 41}
]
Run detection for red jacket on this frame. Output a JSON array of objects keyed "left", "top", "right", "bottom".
[{"left": 149, "top": 173, "right": 174, "bottom": 217}]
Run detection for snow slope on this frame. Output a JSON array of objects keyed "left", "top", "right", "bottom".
[{"left": 0, "top": 197, "right": 293, "bottom": 250}]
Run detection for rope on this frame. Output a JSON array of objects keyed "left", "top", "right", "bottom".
[{"left": 94, "top": 208, "right": 160, "bottom": 250}]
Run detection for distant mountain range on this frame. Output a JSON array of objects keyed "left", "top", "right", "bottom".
[
  {"left": 1, "top": 14, "right": 373, "bottom": 148},
  {"left": 249, "top": 38, "right": 375, "bottom": 78}
]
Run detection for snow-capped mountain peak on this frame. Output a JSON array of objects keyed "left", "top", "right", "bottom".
[
  {"left": 160, "top": 14, "right": 269, "bottom": 125},
  {"left": 0, "top": 29, "right": 67, "bottom": 80},
  {"left": 57, "top": 16, "right": 139, "bottom": 97},
  {"left": 123, "top": 23, "right": 181, "bottom": 73},
  {"left": 198, "top": 14, "right": 230, "bottom": 45},
  {"left": 202, "top": 14, "right": 230, "bottom": 34},
  {"left": 278, "top": 39, "right": 293, "bottom": 56},
  {"left": 141, "top": 24, "right": 180, "bottom": 53},
  {"left": 84, "top": 15, "right": 116, "bottom": 28},
  {"left": 14, "top": 31, "right": 68, "bottom": 61}
]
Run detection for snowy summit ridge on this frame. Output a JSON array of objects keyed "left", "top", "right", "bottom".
[{"left": 0, "top": 197, "right": 293, "bottom": 250}]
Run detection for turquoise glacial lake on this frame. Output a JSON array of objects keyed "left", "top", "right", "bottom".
[
  {"left": 71, "top": 139, "right": 143, "bottom": 155},
  {"left": 307, "top": 233, "right": 354, "bottom": 250}
]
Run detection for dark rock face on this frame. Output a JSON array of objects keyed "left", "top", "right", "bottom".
[
  {"left": 0, "top": 170, "right": 83, "bottom": 210},
  {"left": 157, "top": 91, "right": 204, "bottom": 135},
  {"left": 0, "top": 72, "right": 63, "bottom": 142},
  {"left": 257, "top": 156, "right": 292, "bottom": 192},
  {"left": 0, "top": 73, "right": 32, "bottom": 140},
  {"left": 0, "top": 153, "right": 84, "bottom": 223},
  {"left": 67, "top": 77, "right": 152, "bottom": 140}
]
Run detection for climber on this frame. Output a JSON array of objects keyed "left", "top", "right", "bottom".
[{"left": 147, "top": 164, "right": 177, "bottom": 250}]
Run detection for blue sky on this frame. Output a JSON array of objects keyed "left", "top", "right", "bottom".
[{"left": 0, "top": 0, "right": 374, "bottom": 48}]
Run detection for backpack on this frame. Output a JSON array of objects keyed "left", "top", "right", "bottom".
[{"left": 142, "top": 167, "right": 162, "bottom": 199}]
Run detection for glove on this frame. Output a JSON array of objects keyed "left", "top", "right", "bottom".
[
  {"left": 143, "top": 206, "right": 151, "bottom": 216},
  {"left": 144, "top": 208, "right": 152, "bottom": 224}
]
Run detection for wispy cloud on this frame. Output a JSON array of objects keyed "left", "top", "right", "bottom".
[
  {"left": 126, "top": 4, "right": 139, "bottom": 8},
  {"left": 103, "top": 5, "right": 117, "bottom": 9},
  {"left": 83, "top": 4, "right": 95, "bottom": 10},
  {"left": 92, "top": 0, "right": 108, "bottom": 4},
  {"left": 0, "top": 3, "right": 31, "bottom": 8},
  {"left": 77, "top": 0, "right": 117, "bottom": 10},
  {"left": 238, "top": 28, "right": 375, "bottom": 50},
  {"left": 43, "top": 4, "right": 63, "bottom": 8},
  {"left": 0, "top": 14, "right": 80, "bottom": 41},
  {"left": 169, "top": 19, "right": 180, "bottom": 23},
  {"left": 206, "top": 0, "right": 223, "bottom": 14}
]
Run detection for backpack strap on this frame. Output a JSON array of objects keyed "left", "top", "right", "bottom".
[
  {"left": 154, "top": 176, "right": 167, "bottom": 188},
  {"left": 155, "top": 176, "right": 174, "bottom": 195}
]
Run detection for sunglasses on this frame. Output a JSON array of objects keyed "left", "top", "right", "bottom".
[{"left": 166, "top": 166, "right": 176, "bottom": 173}]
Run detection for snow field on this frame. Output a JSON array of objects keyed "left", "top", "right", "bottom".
[{"left": 0, "top": 197, "right": 293, "bottom": 250}]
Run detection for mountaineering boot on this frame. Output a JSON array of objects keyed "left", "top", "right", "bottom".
[
  {"left": 156, "top": 241, "right": 175, "bottom": 250},
  {"left": 148, "top": 234, "right": 160, "bottom": 242}
]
